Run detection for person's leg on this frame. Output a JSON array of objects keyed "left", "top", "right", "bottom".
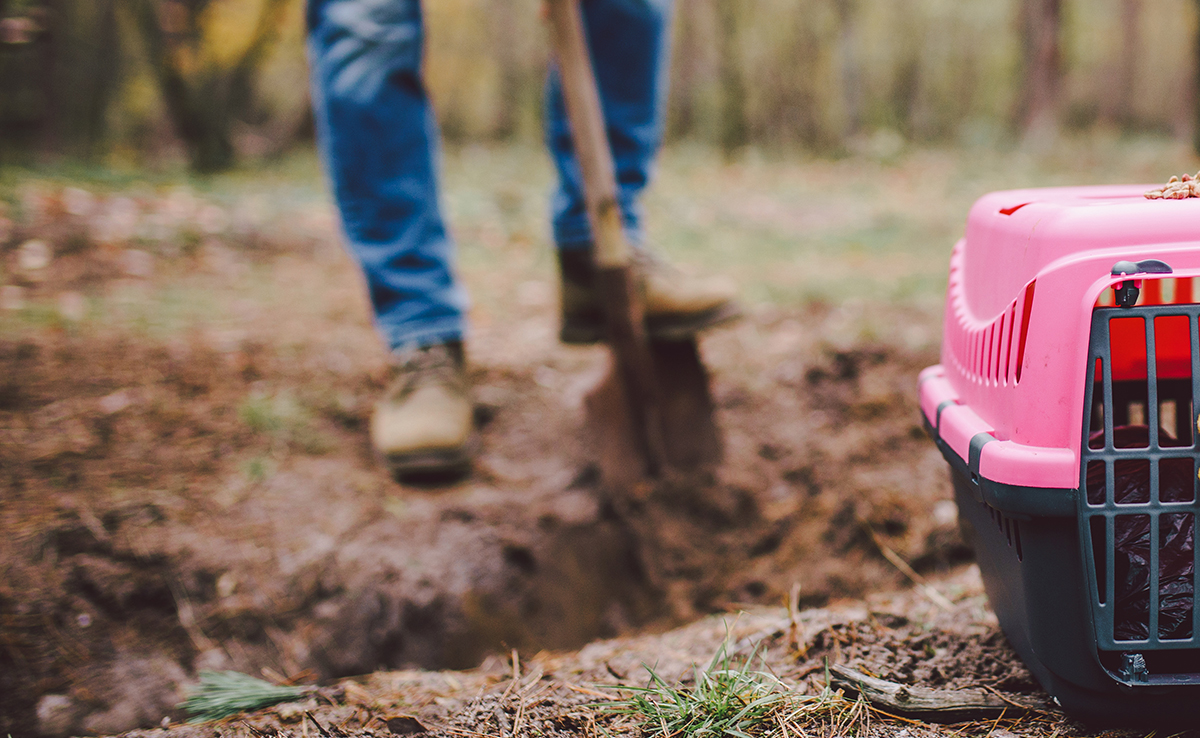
[
  {"left": 307, "top": 0, "right": 472, "bottom": 479},
  {"left": 545, "top": 0, "right": 739, "bottom": 344},
  {"left": 545, "top": 0, "right": 673, "bottom": 251},
  {"left": 307, "top": 0, "right": 467, "bottom": 352}
]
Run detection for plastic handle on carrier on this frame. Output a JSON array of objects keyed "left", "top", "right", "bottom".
[
  {"left": 1111, "top": 259, "right": 1172, "bottom": 308},
  {"left": 1111, "top": 259, "right": 1173, "bottom": 276}
]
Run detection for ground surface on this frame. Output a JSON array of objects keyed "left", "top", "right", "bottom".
[
  {"left": 114, "top": 567, "right": 1119, "bottom": 738},
  {"left": 2, "top": 138, "right": 1195, "bottom": 736}
]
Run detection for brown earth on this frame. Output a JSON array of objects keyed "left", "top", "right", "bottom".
[
  {"left": 2, "top": 182, "right": 965, "bottom": 736},
  {"left": 113, "top": 567, "right": 1133, "bottom": 738}
]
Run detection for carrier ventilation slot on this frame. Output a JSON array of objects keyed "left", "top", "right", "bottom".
[
  {"left": 1082, "top": 306, "right": 1200, "bottom": 664},
  {"left": 984, "top": 502, "right": 1024, "bottom": 561},
  {"left": 948, "top": 280, "right": 1036, "bottom": 388}
]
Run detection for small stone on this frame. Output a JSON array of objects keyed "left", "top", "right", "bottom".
[
  {"left": 0, "top": 285, "right": 24, "bottom": 311},
  {"left": 17, "top": 239, "right": 51, "bottom": 271},
  {"left": 58, "top": 291, "right": 86, "bottom": 322},
  {"left": 216, "top": 571, "right": 238, "bottom": 598},
  {"left": 121, "top": 248, "right": 154, "bottom": 278},
  {"left": 196, "top": 204, "right": 229, "bottom": 235},
  {"left": 933, "top": 499, "right": 957, "bottom": 526},
  {"left": 98, "top": 197, "right": 140, "bottom": 244},
  {"left": 36, "top": 694, "right": 81, "bottom": 737},
  {"left": 385, "top": 715, "right": 428, "bottom": 735},
  {"left": 98, "top": 390, "right": 133, "bottom": 414},
  {"left": 274, "top": 699, "right": 318, "bottom": 722},
  {"left": 63, "top": 187, "right": 97, "bottom": 217}
]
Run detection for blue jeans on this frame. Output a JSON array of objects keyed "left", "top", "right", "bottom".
[{"left": 306, "top": 0, "right": 673, "bottom": 351}]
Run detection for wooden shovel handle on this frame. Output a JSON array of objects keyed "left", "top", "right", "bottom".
[{"left": 544, "top": 0, "right": 629, "bottom": 269}]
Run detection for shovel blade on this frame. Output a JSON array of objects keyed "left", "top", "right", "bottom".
[{"left": 584, "top": 338, "right": 722, "bottom": 490}]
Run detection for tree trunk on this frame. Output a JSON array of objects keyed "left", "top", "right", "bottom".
[
  {"left": 832, "top": 0, "right": 861, "bottom": 140},
  {"left": 1193, "top": 0, "right": 1200, "bottom": 154},
  {"left": 38, "top": 0, "right": 60, "bottom": 153},
  {"left": 83, "top": 0, "right": 120, "bottom": 155},
  {"left": 490, "top": 2, "right": 521, "bottom": 140},
  {"left": 1114, "top": 0, "right": 1141, "bottom": 129},
  {"left": 1016, "top": 0, "right": 1063, "bottom": 142},
  {"left": 667, "top": 0, "right": 706, "bottom": 140},
  {"left": 714, "top": 0, "right": 747, "bottom": 157},
  {"left": 126, "top": 0, "right": 289, "bottom": 173}
]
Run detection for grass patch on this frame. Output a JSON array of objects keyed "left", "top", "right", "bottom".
[
  {"left": 241, "top": 456, "right": 275, "bottom": 484},
  {"left": 238, "top": 391, "right": 333, "bottom": 456},
  {"left": 602, "top": 642, "right": 869, "bottom": 738}
]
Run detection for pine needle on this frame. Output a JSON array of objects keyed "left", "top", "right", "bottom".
[{"left": 180, "top": 670, "right": 312, "bottom": 723}]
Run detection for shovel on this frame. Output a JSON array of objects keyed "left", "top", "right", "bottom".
[{"left": 546, "top": 0, "right": 723, "bottom": 490}]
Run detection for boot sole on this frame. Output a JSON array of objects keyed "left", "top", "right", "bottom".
[
  {"left": 381, "top": 443, "right": 474, "bottom": 484},
  {"left": 560, "top": 302, "right": 743, "bottom": 345}
]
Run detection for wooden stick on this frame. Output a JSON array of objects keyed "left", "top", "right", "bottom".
[
  {"left": 828, "top": 665, "right": 1046, "bottom": 723},
  {"left": 545, "top": 0, "right": 666, "bottom": 475}
]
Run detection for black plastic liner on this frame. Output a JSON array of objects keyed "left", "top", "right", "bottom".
[{"left": 1087, "top": 425, "right": 1195, "bottom": 641}]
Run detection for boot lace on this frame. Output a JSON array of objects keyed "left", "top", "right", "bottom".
[{"left": 384, "top": 344, "right": 464, "bottom": 403}]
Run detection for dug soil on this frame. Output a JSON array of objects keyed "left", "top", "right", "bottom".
[
  {"left": 119, "top": 566, "right": 1099, "bottom": 738},
  {"left": 4, "top": 183, "right": 965, "bottom": 736}
]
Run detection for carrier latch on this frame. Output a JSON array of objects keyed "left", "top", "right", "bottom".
[
  {"left": 1119, "top": 652, "right": 1150, "bottom": 683},
  {"left": 1111, "top": 259, "right": 1173, "bottom": 308}
]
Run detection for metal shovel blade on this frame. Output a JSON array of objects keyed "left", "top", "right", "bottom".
[{"left": 584, "top": 337, "right": 722, "bottom": 490}]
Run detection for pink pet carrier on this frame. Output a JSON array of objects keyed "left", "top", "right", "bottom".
[{"left": 921, "top": 185, "right": 1200, "bottom": 723}]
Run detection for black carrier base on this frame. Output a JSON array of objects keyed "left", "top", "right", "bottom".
[{"left": 953, "top": 468, "right": 1200, "bottom": 725}]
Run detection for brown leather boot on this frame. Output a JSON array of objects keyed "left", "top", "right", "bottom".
[
  {"left": 558, "top": 248, "right": 741, "bottom": 344},
  {"left": 371, "top": 342, "right": 473, "bottom": 480}
]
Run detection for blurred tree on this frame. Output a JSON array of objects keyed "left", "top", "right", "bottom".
[
  {"left": 7, "top": 0, "right": 1200, "bottom": 164},
  {"left": 126, "top": 0, "right": 290, "bottom": 172},
  {"left": 1195, "top": 0, "right": 1200, "bottom": 154},
  {"left": 489, "top": 3, "right": 521, "bottom": 140},
  {"left": 666, "top": 0, "right": 707, "bottom": 140},
  {"left": 1114, "top": 0, "right": 1142, "bottom": 129},
  {"left": 1016, "top": 0, "right": 1062, "bottom": 141},
  {"left": 715, "top": 0, "right": 748, "bottom": 156},
  {"left": 832, "top": 0, "right": 861, "bottom": 139},
  {"left": 0, "top": 0, "right": 120, "bottom": 161}
]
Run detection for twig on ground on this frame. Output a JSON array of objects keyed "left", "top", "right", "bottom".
[
  {"left": 500, "top": 649, "right": 520, "bottom": 701},
  {"left": 240, "top": 720, "right": 271, "bottom": 738},
  {"left": 786, "top": 581, "right": 806, "bottom": 658},
  {"left": 986, "top": 707, "right": 1008, "bottom": 736},
  {"left": 305, "top": 711, "right": 333, "bottom": 738},
  {"left": 510, "top": 694, "right": 526, "bottom": 738},
  {"left": 565, "top": 683, "right": 619, "bottom": 700},
  {"left": 861, "top": 522, "right": 955, "bottom": 610}
]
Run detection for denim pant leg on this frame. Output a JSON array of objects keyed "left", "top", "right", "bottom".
[
  {"left": 545, "top": 0, "right": 674, "bottom": 251},
  {"left": 307, "top": 0, "right": 467, "bottom": 352}
]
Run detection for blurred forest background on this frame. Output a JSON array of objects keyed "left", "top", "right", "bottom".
[{"left": 0, "top": 0, "right": 1198, "bottom": 172}]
